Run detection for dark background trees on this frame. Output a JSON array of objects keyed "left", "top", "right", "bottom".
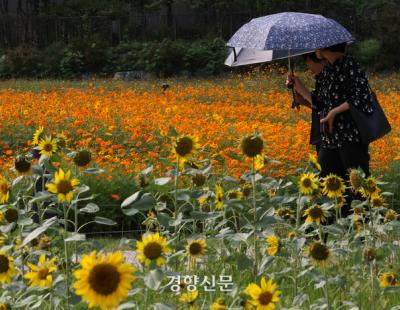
[{"left": 0, "top": 0, "right": 399, "bottom": 77}]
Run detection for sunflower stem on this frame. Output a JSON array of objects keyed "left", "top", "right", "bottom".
[
  {"left": 251, "top": 158, "right": 258, "bottom": 279},
  {"left": 63, "top": 203, "right": 70, "bottom": 310},
  {"left": 323, "top": 267, "right": 331, "bottom": 310}
]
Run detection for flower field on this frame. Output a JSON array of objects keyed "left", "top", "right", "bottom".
[{"left": 0, "top": 74, "right": 399, "bottom": 310}]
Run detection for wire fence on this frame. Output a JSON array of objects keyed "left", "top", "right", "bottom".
[{"left": 0, "top": 12, "right": 256, "bottom": 48}]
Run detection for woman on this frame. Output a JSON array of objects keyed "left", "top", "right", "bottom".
[
  {"left": 290, "top": 43, "right": 374, "bottom": 216},
  {"left": 290, "top": 52, "right": 327, "bottom": 155},
  {"left": 290, "top": 43, "right": 373, "bottom": 175}
]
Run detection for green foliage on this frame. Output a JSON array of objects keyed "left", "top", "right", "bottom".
[
  {"left": 356, "top": 39, "right": 381, "bottom": 69},
  {"left": 60, "top": 50, "right": 84, "bottom": 79}
]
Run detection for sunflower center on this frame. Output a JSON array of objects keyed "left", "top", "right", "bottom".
[
  {"left": 310, "top": 243, "right": 329, "bottom": 261},
  {"left": 44, "top": 143, "right": 54, "bottom": 152},
  {"left": 0, "top": 255, "right": 10, "bottom": 273},
  {"left": 88, "top": 263, "right": 120, "bottom": 295},
  {"left": 175, "top": 137, "right": 194, "bottom": 157},
  {"left": 302, "top": 178, "right": 312, "bottom": 188},
  {"left": 0, "top": 184, "right": 8, "bottom": 194},
  {"left": 189, "top": 243, "right": 202, "bottom": 255},
  {"left": 326, "top": 178, "right": 341, "bottom": 191},
  {"left": 228, "top": 192, "right": 239, "bottom": 199},
  {"left": 56, "top": 180, "right": 73, "bottom": 194},
  {"left": 5, "top": 209, "right": 18, "bottom": 223},
  {"left": 309, "top": 207, "right": 323, "bottom": 219},
  {"left": 15, "top": 158, "right": 31, "bottom": 173},
  {"left": 258, "top": 291, "right": 273, "bottom": 305},
  {"left": 144, "top": 242, "right": 162, "bottom": 259},
  {"left": 38, "top": 268, "right": 49, "bottom": 280},
  {"left": 241, "top": 136, "right": 264, "bottom": 158}
]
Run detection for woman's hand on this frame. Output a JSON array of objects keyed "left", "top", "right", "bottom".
[{"left": 320, "top": 109, "right": 337, "bottom": 134}]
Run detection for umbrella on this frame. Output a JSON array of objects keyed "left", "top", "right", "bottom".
[
  {"left": 225, "top": 12, "right": 354, "bottom": 108},
  {"left": 225, "top": 12, "right": 354, "bottom": 67}
]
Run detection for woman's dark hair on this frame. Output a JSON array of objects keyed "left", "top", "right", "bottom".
[
  {"left": 302, "top": 52, "right": 322, "bottom": 63},
  {"left": 322, "top": 42, "right": 347, "bottom": 53}
]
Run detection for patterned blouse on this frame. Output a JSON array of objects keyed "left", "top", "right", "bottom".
[{"left": 311, "top": 54, "right": 375, "bottom": 149}]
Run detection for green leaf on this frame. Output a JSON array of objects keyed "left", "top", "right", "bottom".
[
  {"left": 80, "top": 203, "right": 99, "bottom": 214},
  {"left": 121, "top": 191, "right": 141, "bottom": 208},
  {"left": 144, "top": 269, "right": 164, "bottom": 290},
  {"left": 154, "top": 303, "right": 177, "bottom": 310},
  {"left": 117, "top": 303, "right": 137, "bottom": 310},
  {"left": 22, "top": 216, "right": 57, "bottom": 246},
  {"left": 141, "top": 165, "right": 153, "bottom": 175},
  {"left": 190, "top": 211, "right": 221, "bottom": 220},
  {"left": 17, "top": 217, "right": 33, "bottom": 226},
  {"left": 154, "top": 177, "right": 171, "bottom": 186},
  {"left": 228, "top": 232, "right": 251, "bottom": 242},
  {"left": 157, "top": 213, "right": 171, "bottom": 227},
  {"left": 236, "top": 254, "right": 253, "bottom": 270},
  {"left": 122, "top": 193, "right": 156, "bottom": 216},
  {"left": 29, "top": 193, "right": 53, "bottom": 205},
  {"left": 84, "top": 168, "right": 104, "bottom": 174},
  {"left": 94, "top": 216, "right": 116, "bottom": 226},
  {"left": 65, "top": 233, "right": 86, "bottom": 242},
  {"left": 255, "top": 216, "right": 278, "bottom": 228}
]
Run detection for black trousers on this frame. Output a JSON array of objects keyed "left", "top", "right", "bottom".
[
  {"left": 318, "top": 143, "right": 370, "bottom": 217},
  {"left": 318, "top": 143, "right": 370, "bottom": 179}
]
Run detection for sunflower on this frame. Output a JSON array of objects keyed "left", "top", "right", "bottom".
[
  {"left": 245, "top": 276, "right": 281, "bottom": 310},
  {"left": 74, "top": 150, "right": 92, "bottom": 167},
  {"left": 242, "top": 183, "right": 252, "bottom": 197},
  {"left": 321, "top": 174, "right": 345, "bottom": 198},
  {"left": 309, "top": 153, "right": 321, "bottom": 171},
  {"left": 187, "top": 239, "right": 206, "bottom": 258},
  {"left": 385, "top": 209, "right": 398, "bottom": 222},
  {"left": 215, "top": 184, "right": 224, "bottom": 210},
  {"left": 56, "top": 132, "right": 68, "bottom": 150},
  {"left": 254, "top": 154, "right": 265, "bottom": 171},
  {"left": 303, "top": 205, "right": 329, "bottom": 225},
  {"left": 240, "top": 134, "right": 264, "bottom": 158},
  {"left": 298, "top": 173, "right": 319, "bottom": 196},
  {"left": 210, "top": 298, "right": 227, "bottom": 310},
  {"left": 352, "top": 205, "right": 365, "bottom": 217},
  {"left": 24, "top": 254, "right": 57, "bottom": 288},
  {"left": 0, "top": 303, "right": 9, "bottom": 310},
  {"left": 363, "top": 247, "right": 377, "bottom": 263},
  {"left": 227, "top": 189, "right": 243, "bottom": 200},
  {"left": 14, "top": 155, "right": 32, "bottom": 176},
  {"left": 32, "top": 126, "right": 44, "bottom": 146},
  {"left": 136, "top": 232, "right": 172, "bottom": 267},
  {"left": 306, "top": 241, "right": 334, "bottom": 268},
  {"left": 266, "top": 235, "right": 280, "bottom": 256},
  {"left": 275, "top": 207, "right": 294, "bottom": 220},
  {"left": 360, "top": 176, "right": 381, "bottom": 198},
  {"left": 74, "top": 251, "right": 136, "bottom": 310},
  {"left": 334, "top": 195, "right": 346, "bottom": 209},
  {"left": 379, "top": 272, "right": 398, "bottom": 288},
  {"left": 179, "top": 290, "right": 198, "bottom": 304},
  {"left": 173, "top": 135, "right": 200, "bottom": 159},
  {"left": 348, "top": 168, "right": 364, "bottom": 191},
  {"left": 370, "top": 194, "right": 386, "bottom": 208},
  {"left": 0, "top": 252, "right": 17, "bottom": 284},
  {"left": 287, "top": 231, "right": 296, "bottom": 239},
  {"left": 4, "top": 208, "right": 19, "bottom": 223},
  {"left": 0, "top": 233, "right": 7, "bottom": 246},
  {"left": 46, "top": 168, "right": 80, "bottom": 203},
  {"left": 38, "top": 136, "right": 58, "bottom": 157},
  {"left": 0, "top": 176, "right": 10, "bottom": 204},
  {"left": 192, "top": 173, "right": 206, "bottom": 187}
]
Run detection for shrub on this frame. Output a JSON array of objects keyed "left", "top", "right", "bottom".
[{"left": 60, "top": 50, "right": 84, "bottom": 78}]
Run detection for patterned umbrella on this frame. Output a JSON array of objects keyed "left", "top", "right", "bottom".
[{"left": 225, "top": 12, "right": 354, "bottom": 67}]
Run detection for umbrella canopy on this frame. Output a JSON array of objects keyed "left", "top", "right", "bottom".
[{"left": 225, "top": 12, "right": 354, "bottom": 67}]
